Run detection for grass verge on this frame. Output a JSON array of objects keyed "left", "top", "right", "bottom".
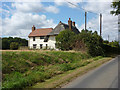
[
  {"left": 2, "top": 51, "right": 112, "bottom": 89},
  {"left": 31, "top": 57, "right": 112, "bottom": 88}
]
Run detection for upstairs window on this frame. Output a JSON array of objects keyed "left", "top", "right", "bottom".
[
  {"left": 40, "top": 36, "right": 44, "bottom": 39},
  {"left": 33, "top": 37, "right": 35, "bottom": 41}
]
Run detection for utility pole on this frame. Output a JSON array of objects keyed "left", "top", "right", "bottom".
[
  {"left": 85, "top": 12, "right": 87, "bottom": 31},
  {"left": 108, "top": 35, "right": 109, "bottom": 41},
  {"left": 100, "top": 13, "right": 102, "bottom": 37}
]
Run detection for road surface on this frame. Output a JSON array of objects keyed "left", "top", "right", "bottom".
[{"left": 63, "top": 56, "right": 119, "bottom": 88}]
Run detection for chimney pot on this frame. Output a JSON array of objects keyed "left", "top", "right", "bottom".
[
  {"left": 32, "top": 25, "right": 36, "bottom": 32},
  {"left": 68, "top": 18, "right": 72, "bottom": 30},
  {"left": 59, "top": 21, "right": 62, "bottom": 24},
  {"left": 72, "top": 21, "right": 75, "bottom": 26}
]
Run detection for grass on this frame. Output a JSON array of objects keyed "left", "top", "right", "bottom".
[
  {"left": 2, "top": 50, "right": 112, "bottom": 89},
  {"left": 31, "top": 57, "right": 112, "bottom": 88}
]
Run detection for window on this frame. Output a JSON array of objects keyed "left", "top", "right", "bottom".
[
  {"left": 40, "top": 36, "right": 44, "bottom": 39},
  {"left": 33, "top": 37, "right": 35, "bottom": 41},
  {"left": 33, "top": 44, "right": 37, "bottom": 49},
  {"left": 40, "top": 44, "right": 43, "bottom": 49}
]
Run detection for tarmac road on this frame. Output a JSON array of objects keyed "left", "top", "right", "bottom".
[{"left": 63, "top": 56, "right": 119, "bottom": 88}]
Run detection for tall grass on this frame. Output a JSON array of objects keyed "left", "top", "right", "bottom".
[{"left": 2, "top": 51, "right": 100, "bottom": 89}]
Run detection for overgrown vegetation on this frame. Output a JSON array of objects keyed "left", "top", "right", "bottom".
[
  {"left": 56, "top": 29, "right": 120, "bottom": 56},
  {"left": 2, "top": 37, "right": 28, "bottom": 50},
  {"left": 2, "top": 51, "right": 100, "bottom": 89}
]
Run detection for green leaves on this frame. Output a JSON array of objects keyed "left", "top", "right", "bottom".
[
  {"left": 111, "top": 2, "right": 120, "bottom": 15},
  {"left": 56, "top": 29, "right": 76, "bottom": 50}
]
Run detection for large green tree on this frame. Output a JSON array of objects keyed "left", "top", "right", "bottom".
[
  {"left": 111, "top": 1, "right": 120, "bottom": 15},
  {"left": 56, "top": 29, "right": 76, "bottom": 50}
]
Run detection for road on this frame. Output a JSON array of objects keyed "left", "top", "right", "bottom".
[{"left": 63, "top": 56, "right": 119, "bottom": 88}]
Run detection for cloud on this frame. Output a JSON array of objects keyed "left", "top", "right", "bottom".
[
  {"left": 1, "top": 2, "right": 58, "bottom": 38},
  {"left": 54, "top": 0, "right": 82, "bottom": 8},
  {"left": 12, "top": 2, "right": 59, "bottom": 14},
  {"left": 83, "top": 1, "right": 113, "bottom": 14},
  {"left": 45, "top": 5, "right": 59, "bottom": 14},
  {"left": 2, "top": 12, "right": 56, "bottom": 38}
]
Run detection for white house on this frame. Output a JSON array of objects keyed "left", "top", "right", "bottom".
[{"left": 28, "top": 18, "right": 80, "bottom": 49}]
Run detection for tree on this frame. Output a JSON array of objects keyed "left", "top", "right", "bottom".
[
  {"left": 78, "top": 30, "right": 104, "bottom": 56},
  {"left": 56, "top": 29, "right": 76, "bottom": 50},
  {"left": 111, "top": 1, "right": 120, "bottom": 15},
  {"left": 10, "top": 42, "right": 19, "bottom": 50},
  {"left": 2, "top": 37, "right": 28, "bottom": 50}
]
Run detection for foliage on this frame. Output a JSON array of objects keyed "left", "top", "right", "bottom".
[
  {"left": 2, "top": 51, "right": 98, "bottom": 89},
  {"left": 56, "top": 29, "right": 105, "bottom": 56},
  {"left": 109, "top": 41, "right": 119, "bottom": 48},
  {"left": 2, "top": 37, "right": 28, "bottom": 50},
  {"left": 10, "top": 42, "right": 19, "bottom": 50},
  {"left": 79, "top": 30, "right": 104, "bottom": 56},
  {"left": 111, "top": 1, "right": 120, "bottom": 15},
  {"left": 102, "top": 40, "right": 120, "bottom": 56},
  {"left": 55, "top": 29, "right": 76, "bottom": 50}
]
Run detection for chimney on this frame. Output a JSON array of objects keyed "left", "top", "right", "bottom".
[
  {"left": 32, "top": 25, "right": 36, "bottom": 32},
  {"left": 68, "top": 18, "right": 72, "bottom": 30},
  {"left": 59, "top": 21, "right": 62, "bottom": 24},
  {"left": 72, "top": 21, "right": 75, "bottom": 26}
]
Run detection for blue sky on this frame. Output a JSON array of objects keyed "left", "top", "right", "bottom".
[{"left": 0, "top": 0, "right": 119, "bottom": 41}]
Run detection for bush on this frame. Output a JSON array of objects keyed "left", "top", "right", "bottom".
[
  {"left": 56, "top": 29, "right": 105, "bottom": 56},
  {"left": 56, "top": 29, "right": 76, "bottom": 50},
  {"left": 76, "top": 30, "right": 104, "bottom": 56},
  {"left": 10, "top": 42, "right": 19, "bottom": 50}
]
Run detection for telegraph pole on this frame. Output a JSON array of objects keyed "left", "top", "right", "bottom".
[
  {"left": 85, "top": 12, "right": 87, "bottom": 31},
  {"left": 108, "top": 35, "right": 109, "bottom": 41},
  {"left": 100, "top": 13, "right": 102, "bottom": 37}
]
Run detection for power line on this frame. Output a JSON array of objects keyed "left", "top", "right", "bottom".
[
  {"left": 65, "top": 0, "right": 99, "bottom": 15},
  {"left": 65, "top": 0, "right": 103, "bottom": 36}
]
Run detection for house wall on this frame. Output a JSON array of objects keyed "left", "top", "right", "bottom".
[{"left": 28, "top": 36, "right": 56, "bottom": 49}]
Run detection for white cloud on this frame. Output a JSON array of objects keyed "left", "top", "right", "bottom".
[
  {"left": 1, "top": 2, "right": 58, "bottom": 38},
  {"left": 45, "top": 5, "right": 59, "bottom": 14},
  {"left": 2, "top": 12, "right": 56, "bottom": 38},
  {"left": 54, "top": 0, "right": 82, "bottom": 8},
  {"left": 12, "top": 2, "right": 59, "bottom": 14}
]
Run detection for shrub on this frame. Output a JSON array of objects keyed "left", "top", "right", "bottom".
[
  {"left": 10, "top": 42, "right": 19, "bottom": 50},
  {"left": 77, "top": 30, "right": 104, "bottom": 56},
  {"left": 56, "top": 29, "right": 76, "bottom": 50}
]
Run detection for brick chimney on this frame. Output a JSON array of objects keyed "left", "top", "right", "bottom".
[
  {"left": 59, "top": 21, "right": 62, "bottom": 24},
  {"left": 68, "top": 18, "right": 72, "bottom": 30},
  {"left": 72, "top": 21, "right": 75, "bottom": 26},
  {"left": 32, "top": 25, "right": 36, "bottom": 32}
]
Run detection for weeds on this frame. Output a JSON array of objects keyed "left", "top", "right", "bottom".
[{"left": 2, "top": 51, "right": 103, "bottom": 89}]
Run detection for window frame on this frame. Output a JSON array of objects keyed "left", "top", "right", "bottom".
[{"left": 33, "top": 37, "right": 35, "bottom": 41}]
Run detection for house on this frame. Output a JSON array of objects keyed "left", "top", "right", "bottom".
[{"left": 28, "top": 18, "right": 80, "bottom": 49}]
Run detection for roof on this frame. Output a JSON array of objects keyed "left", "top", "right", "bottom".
[
  {"left": 48, "top": 22, "right": 80, "bottom": 36},
  {"left": 28, "top": 28, "right": 53, "bottom": 37}
]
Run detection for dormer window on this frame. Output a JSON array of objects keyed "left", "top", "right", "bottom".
[
  {"left": 33, "top": 37, "right": 35, "bottom": 41},
  {"left": 40, "top": 36, "right": 44, "bottom": 39}
]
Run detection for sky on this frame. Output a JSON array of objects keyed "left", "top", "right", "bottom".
[{"left": 0, "top": 0, "right": 119, "bottom": 41}]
